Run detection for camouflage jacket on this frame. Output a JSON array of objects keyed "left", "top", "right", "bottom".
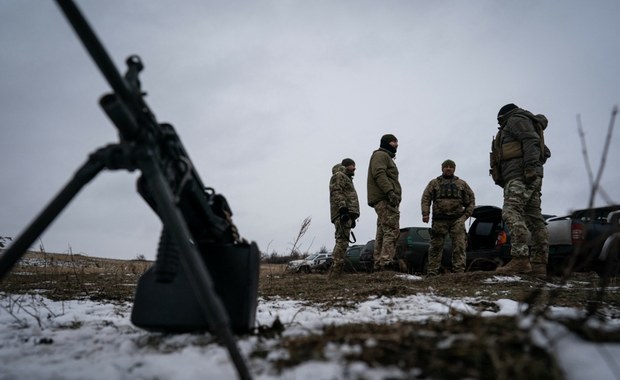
[
  {"left": 421, "top": 175, "right": 475, "bottom": 220},
  {"left": 495, "top": 108, "right": 550, "bottom": 185},
  {"left": 329, "top": 164, "right": 360, "bottom": 222},
  {"left": 366, "top": 148, "right": 401, "bottom": 206}
]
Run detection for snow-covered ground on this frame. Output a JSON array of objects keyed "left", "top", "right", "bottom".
[{"left": 1, "top": 275, "right": 620, "bottom": 379}]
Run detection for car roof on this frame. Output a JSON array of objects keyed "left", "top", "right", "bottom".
[
  {"left": 472, "top": 205, "right": 502, "bottom": 219},
  {"left": 571, "top": 205, "right": 620, "bottom": 220}
]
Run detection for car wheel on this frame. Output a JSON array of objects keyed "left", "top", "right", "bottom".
[
  {"left": 597, "top": 233, "right": 620, "bottom": 279},
  {"left": 297, "top": 265, "right": 309, "bottom": 274}
]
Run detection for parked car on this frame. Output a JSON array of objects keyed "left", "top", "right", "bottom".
[
  {"left": 465, "top": 205, "right": 513, "bottom": 270},
  {"left": 547, "top": 204, "right": 620, "bottom": 276},
  {"left": 344, "top": 242, "right": 374, "bottom": 272},
  {"left": 286, "top": 252, "right": 332, "bottom": 273},
  {"left": 395, "top": 227, "right": 449, "bottom": 274}
]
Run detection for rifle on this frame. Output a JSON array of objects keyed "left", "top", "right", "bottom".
[{"left": 0, "top": 1, "right": 258, "bottom": 379}]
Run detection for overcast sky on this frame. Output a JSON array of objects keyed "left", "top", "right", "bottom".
[{"left": 1, "top": 0, "right": 619, "bottom": 260}]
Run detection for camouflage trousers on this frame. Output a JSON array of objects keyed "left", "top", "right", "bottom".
[
  {"left": 428, "top": 217, "right": 467, "bottom": 274},
  {"left": 332, "top": 218, "right": 352, "bottom": 272},
  {"left": 373, "top": 200, "right": 400, "bottom": 266},
  {"left": 502, "top": 177, "right": 549, "bottom": 264}
]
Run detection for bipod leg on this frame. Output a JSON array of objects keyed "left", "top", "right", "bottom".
[
  {"left": 137, "top": 153, "right": 252, "bottom": 380},
  {"left": 0, "top": 157, "right": 105, "bottom": 281}
]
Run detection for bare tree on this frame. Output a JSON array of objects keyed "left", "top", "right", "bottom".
[{"left": 578, "top": 105, "right": 618, "bottom": 208}]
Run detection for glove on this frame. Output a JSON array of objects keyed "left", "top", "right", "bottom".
[
  {"left": 524, "top": 168, "right": 537, "bottom": 184},
  {"left": 387, "top": 191, "right": 400, "bottom": 207},
  {"left": 339, "top": 207, "right": 350, "bottom": 222}
]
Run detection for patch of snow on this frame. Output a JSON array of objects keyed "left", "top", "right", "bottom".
[{"left": 1, "top": 293, "right": 619, "bottom": 379}]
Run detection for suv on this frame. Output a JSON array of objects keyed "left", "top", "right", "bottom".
[
  {"left": 466, "top": 205, "right": 512, "bottom": 270},
  {"left": 286, "top": 252, "right": 333, "bottom": 273},
  {"left": 395, "top": 227, "right": 451, "bottom": 274},
  {"left": 344, "top": 242, "right": 374, "bottom": 272}
]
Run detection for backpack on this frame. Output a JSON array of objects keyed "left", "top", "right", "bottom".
[{"left": 489, "top": 131, "right": 504, "bottom": 187}]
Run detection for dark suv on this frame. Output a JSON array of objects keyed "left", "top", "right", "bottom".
[
  {"left": 465, "top": 206, "right": 513, "bottom": 270},
  {"left": 395, "top": 227, "right": 451, "bottom": 274},
  {"left": 344, "top": 241, "right": 374, "bottom": 272}
]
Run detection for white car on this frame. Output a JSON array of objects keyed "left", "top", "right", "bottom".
[{"left": 286, "top": 252, "right": 333, "bottom": 273}]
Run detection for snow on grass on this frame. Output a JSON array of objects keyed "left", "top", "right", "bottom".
[{"left": 1, "top": 292, "right": 620, "bottom": 379}]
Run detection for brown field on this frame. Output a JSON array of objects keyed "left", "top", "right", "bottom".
[
  {"left": 4, "top": 252, "right": 617, "bottom": 308},
  {"left": 2, "top": 251, "right": 619, "bottom": 378},
  {"left": 1, "top": 251, "right": 151, "bottom": 301}
]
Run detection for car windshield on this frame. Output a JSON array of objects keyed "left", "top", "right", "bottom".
[{"left": 305, "top": 254, "right": 319, "bottom": 261}]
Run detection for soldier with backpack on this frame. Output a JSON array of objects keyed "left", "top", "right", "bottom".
[{"left": 491, "top": 103, "right": 551, "bottom": 275}]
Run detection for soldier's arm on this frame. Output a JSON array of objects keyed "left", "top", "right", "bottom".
[
  {"left": 420, "top": 180, "right": 434, "bottom": 216},
  {"left": 462, "top": 181, "right": 475, "bottom": 218},
  {"left": 329, "top": 174, "right": 348, "bottom": 211}
]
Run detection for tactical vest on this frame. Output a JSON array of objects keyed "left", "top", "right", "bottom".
[{"left": 434, "top": 180, "right": 460, "bottom": 200}]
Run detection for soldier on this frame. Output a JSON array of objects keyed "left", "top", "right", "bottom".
[
  {"left": 329, "top": 158, "right": 360, "bottom": 277},
  {"left": 421, "top": 159, "right": 475, "bottom": 276},
  {"left": 367, "top": 134, "right": 401, "bottom": 271},
  {"left": 492, "top": 103, "right": 551, "bottom": 274}
]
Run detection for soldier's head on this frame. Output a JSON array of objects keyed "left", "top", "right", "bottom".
[
  {"left": 497, "top": 103, "right": 518, "bottom": 126},
  {"left": 341, "top": 158, "right": 356, "bottom": 177},
  {"left": 380, "top": 134, "right": 398, "bottom": 154},
  {"left": 441, "top": 159, "right": 456, "bottom": 178}
]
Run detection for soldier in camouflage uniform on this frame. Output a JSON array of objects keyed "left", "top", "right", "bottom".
[
  {"left": 329, "top": 158, "right": 360, "bottom": 276},
  {"left": 367, "top": 134, "right": 401, "bottom": 270},
  {"left": 421, "top": 159, "right": 475, "bottom": 276},
  {"left": 493, "top": 103, "right": 551, "bottom": 275}
]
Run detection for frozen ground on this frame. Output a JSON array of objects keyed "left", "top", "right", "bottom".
[{"left": 1, "top": 275, "right": 620, "bottom": 379}]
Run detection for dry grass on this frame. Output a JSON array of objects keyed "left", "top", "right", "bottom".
[
  {"left": 256, "top": 264, "right": 620, "bottom": 379},
  {"left": 1, "top": 251, "right": 150, "bottom": 301},
  {"left": 2, "top": 252, "right": 619, "bottom": 379},
  {"left": 259, "top": 264, "right": 617, "bottom": 309}
]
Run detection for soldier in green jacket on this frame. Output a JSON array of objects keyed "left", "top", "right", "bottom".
[
  {"left": 367, "top": 134, "right": 401, "bottom": 270},
  {"left": 421, "top": 159, "right": 475, "bottom": 276},
  {"left": 329, "top": 158, "right": 360, "bottom": 276},
  {"left": 492, "top": 103, "right": 551, "bottom": 275}
]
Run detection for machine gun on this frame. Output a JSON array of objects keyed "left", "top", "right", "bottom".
[{"left": 0, "top": 1, "right": 258, "bottom": 378}]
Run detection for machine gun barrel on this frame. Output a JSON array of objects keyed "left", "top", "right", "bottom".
[
  {"left": 56, "top": 0, "right": 153, "bottom": 141},
  {"left": 57, "top": 0, "right": 231, "bottom": 242}
]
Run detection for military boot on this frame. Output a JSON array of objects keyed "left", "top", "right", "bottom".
[
  {"left": 328, "top": 262, "right": 344, "bottom": 279},
  {"left": 496, "top": 257, "right": 532, "bottom": 274},
  {"left": 328, "top": 267, "right": 343, "bottom": 279},
  {"left": 531, "top": 262, "right": 547, "bottom": 276}
]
